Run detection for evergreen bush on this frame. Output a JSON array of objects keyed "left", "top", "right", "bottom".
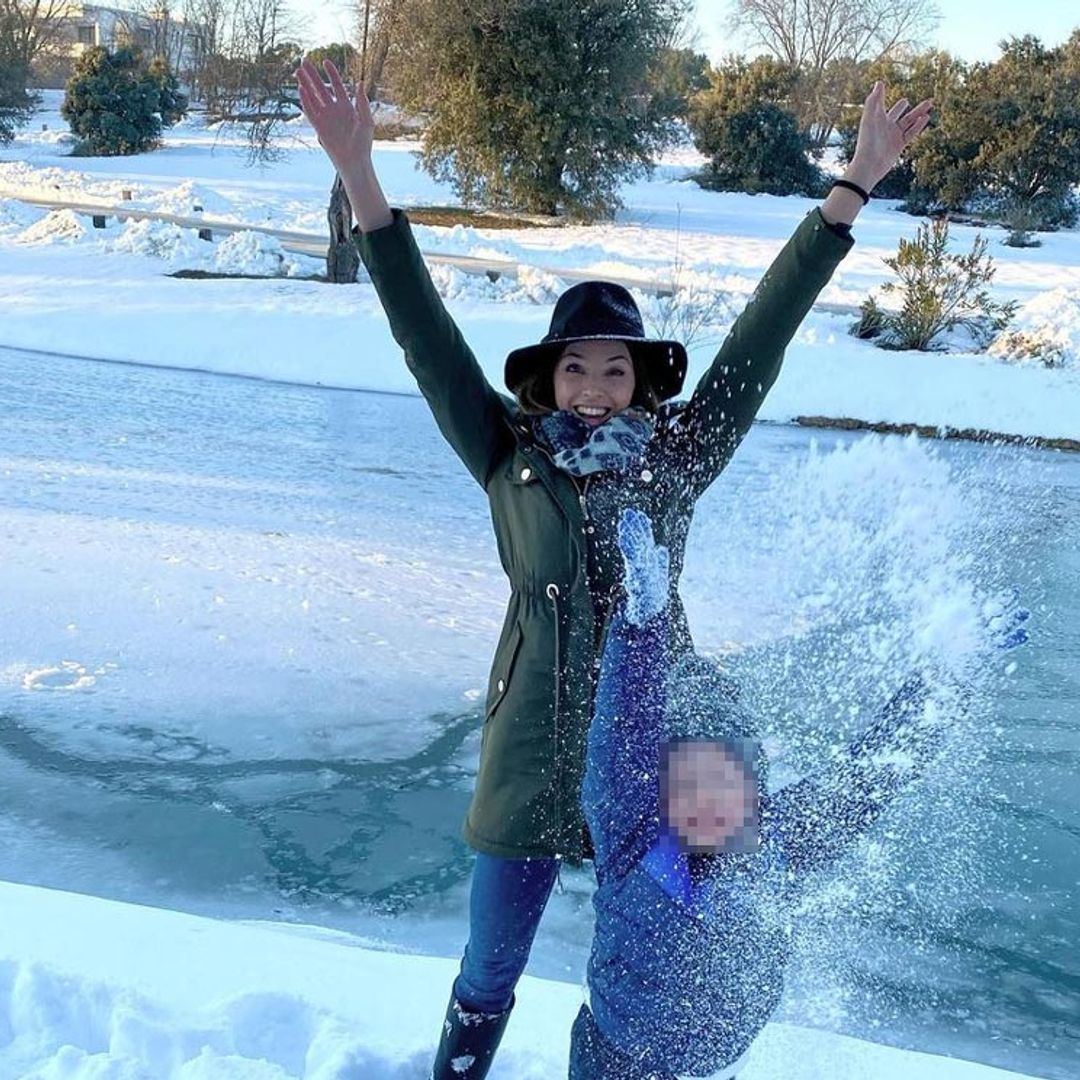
[
  {"left": 392, "top": 0, "right": 687, "bottom": 221},
  {"left": 0, "top": 43, "right": 34, "bottom": 144},
  {"left": 852, "top": 218, "right": 1017, "bottom": 352},
  {"left": 691, "top": 101, "right": 824, "bottom": 196},
  {"left": 909, "top": 35, "right": 1080, "bottom": 232},
  {"left": 62, "top": 46, "right": 187, "bottom": 156}
]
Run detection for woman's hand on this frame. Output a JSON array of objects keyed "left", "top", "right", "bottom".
[
  {"left": 821, "top": 82, "right": 933, "bottom": 226},
  {"left": 296, "top": 56, "right": 392, "bottom": 232},
  {"left": 847, "top": 81, "right": 933, "bottom": 192},
  {"left": 296, "top": 58, "right": 374, "bottom": 174}
]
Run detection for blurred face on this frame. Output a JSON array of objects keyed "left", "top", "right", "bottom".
[
  {"left": 552, "top": 340, "right": 635, "bottom": 425},
  {"left": 662, "top": 740, "right": 760, "bottom": 855}
]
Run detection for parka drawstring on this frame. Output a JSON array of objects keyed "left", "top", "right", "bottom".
[{"left": 546, "top": 581, "right": 563, "bottom": 851}]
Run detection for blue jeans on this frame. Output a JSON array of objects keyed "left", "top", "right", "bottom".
[{"left": 452, "top": 853, "right": 561, "bottom": 1013}]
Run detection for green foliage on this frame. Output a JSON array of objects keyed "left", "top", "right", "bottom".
[
  {"left": 909, "top": 36, "right": 1080, "bottom": 230},
  {"left": 693, "top": 102, "right": 825, "bottom": 196},
  {"left": 648, "top": 45, "right": 710, "bottom": 120},
  {"left": 691, "top": 55, "right": 800, "bottom": 117},
  {"left": 687, "top": 59, "right": 823, "bottom": 196},
  {"left": 305, "top": 43, "right": 360, "bottom": 79},
  {"left": 147, "top": 55, "right": 189, "bottom": 127},
  {"left": 0, "top": 22, "right": 34, "bottom": 144},
  {"left": 853, "top": 218, "right": 1017, "bottom": 352},
  {"left": 61, "top": 47, "right": 186, "bottom": 156},
  {"left": 837, "top": 50, "right": 967, "bottom": 201},
  {"left": 394, "top": 0, "right": 690, "bottom": 220}
]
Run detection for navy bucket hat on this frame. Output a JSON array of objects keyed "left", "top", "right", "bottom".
[{"left": 504, "top": 280, "right": 688, "bottom": 403}]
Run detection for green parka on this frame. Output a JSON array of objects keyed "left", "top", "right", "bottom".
[{"left": 353, "top": 208, "right": 852, "bottom": 867}]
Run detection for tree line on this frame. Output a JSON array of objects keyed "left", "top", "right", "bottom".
[{"left": 3, "top": 0, "right": 1079, "bottom": 238}]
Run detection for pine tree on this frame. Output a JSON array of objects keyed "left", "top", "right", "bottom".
[
  {"left": 62, "top": 47, "right": 186, "bottom": 156},
  {"left": 687, "top": 57, "right": 823, "bottom": 196}
]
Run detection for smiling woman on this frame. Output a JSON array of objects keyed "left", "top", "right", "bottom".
[
  {"left": 296, "top": 53, "right": 932, "bottom": 1080},
  {"left": 553, "top": 343, "right": 635, "bottom": 425}
]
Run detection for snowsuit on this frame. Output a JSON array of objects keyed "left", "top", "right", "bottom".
[
  {"left": 571, "top": 526, "right": 942, "bottom": 1079},
  {"left": 352, "top": 209, "right": 854, "bottom": 866}
]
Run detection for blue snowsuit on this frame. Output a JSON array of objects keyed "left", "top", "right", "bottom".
[{"left": 570, "top": 517, "right": 943, "bottom": 1080}]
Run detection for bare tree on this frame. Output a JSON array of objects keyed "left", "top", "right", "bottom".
[
  {"left": 726, "top": 0, "right": 939, "bottom": 146},
  {"left": 352, "top": 0, "right": 403, "bottom": 98},
  {"left": 1, "top": 0, "right": 69, "bottom": 74},
  {"left": 181, "top": 0, "right": 227, "bottom": 101},
  {"left": 728, "top": 0, "right": 939, "bottom": 72}
]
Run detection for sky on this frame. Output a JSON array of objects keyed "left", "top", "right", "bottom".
[{"left": 293, "top": 1, "right": 1077, "bottom": 65}]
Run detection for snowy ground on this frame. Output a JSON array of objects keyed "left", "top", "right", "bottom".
[
  {"left": 1, "top": 94, "right": 1076, "bottom": 1080},
  {"left": 2, "top": 93, "right": 1079, "bottom": 443},
  {"left": 0, "top": 879, "right": 1043, "bottom": 1080}
]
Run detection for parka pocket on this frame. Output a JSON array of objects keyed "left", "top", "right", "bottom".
[{"left": 485, "top": 620, "right": 524, "bottom": 721}]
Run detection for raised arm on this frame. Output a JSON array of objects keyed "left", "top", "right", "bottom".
[
  {"left": 581, "top": 509, "right": 671, "bottom": 880},
  {"left": 297, "top": 59, "right": 511, "bottom": 487},
  {"left": 672, "top": 83, "right": 933, "bottom": 499}
]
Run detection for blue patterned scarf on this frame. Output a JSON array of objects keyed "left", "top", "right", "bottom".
[{"left": 532, "top": 408, "right": 654, "bottom": 477}]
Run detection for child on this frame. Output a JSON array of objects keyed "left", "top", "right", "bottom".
[
  {"left": 570, "top": 508, "right": 1028, "bottom": 1080},
  {"left": 296, "top": 58, "right": 933, "bottom": 1080}
]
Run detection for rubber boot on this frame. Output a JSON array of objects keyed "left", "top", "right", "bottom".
[{"left": 429, "top": 991, "right": 515, "bottom": 1080}]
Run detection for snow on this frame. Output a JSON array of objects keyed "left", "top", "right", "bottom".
[
  {"left": 0, "top": 881, "right": 1044, "bottom": 1080},
  {"left": 2, "top": 93, "right": 1078, "bottom": 441},
  {"left": 0, "top": 92, "right": 1072, "bottom": 1080}
]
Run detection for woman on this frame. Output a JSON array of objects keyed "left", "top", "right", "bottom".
[{"left": 296, "top": 58, "right": 931, "bottom": 1080}]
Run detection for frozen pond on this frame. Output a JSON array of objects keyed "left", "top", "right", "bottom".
[{"left": 0, "top": 347, "right": 1077, "bottom": 1079}]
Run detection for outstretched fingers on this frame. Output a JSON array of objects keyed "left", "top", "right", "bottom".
[
  {"left": 886, "top": 97, "right": 910, "bottom": 123},
  {"left": 323, "top": 58, "right": 351, "bottom": 104},
  {"left": 295, "top": 62, "right": 322, "bottom": 110},
  {"left": 898, "top": 99, "right": 934, "bottom": 146}
]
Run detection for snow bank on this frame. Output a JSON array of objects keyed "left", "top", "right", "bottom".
[
  {"left": 2, "top": 96, "right": 1079, "bottom": 442},
  {"left": 14, "top": 208, "right": 86, "bottom": 246},
  {"left": 0, "top": 881, "right": 1043, "bottom": 1080},
  {"left": 989, "top": 287, "right": 1080, "bottom": 368}
]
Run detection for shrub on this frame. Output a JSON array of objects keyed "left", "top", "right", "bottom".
[
  {"left": 909, "top": 36, "right": 1080, "bottom": 232},
  {"left": 691, "top": 101, "right": 825, "bottom": 196},
  {"left": 61, "top": 46, "right": 186, "bottom": 155},
  {"left": 835, "top": 50, "right": 968, "bottom": 203},
  {"left": 852, "top": 218, "right": 1017, "bottom": 351}
]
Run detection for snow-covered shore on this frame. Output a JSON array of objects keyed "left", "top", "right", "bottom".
[
  {"left": 0, "top": 880, "right": 1046, "bottom": 1080},
  {"left": 2, "top": 94, "right": 1079, "bottom": 446},
  {"left": 1, "top": 95, "right": 1076, "bottom": 1080}
]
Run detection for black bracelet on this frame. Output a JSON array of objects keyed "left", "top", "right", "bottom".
[{"left": 831, "top": 178, "right": 871, "bottom": 204}]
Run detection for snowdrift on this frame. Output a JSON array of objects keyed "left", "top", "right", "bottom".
[{"left": 0, "top": 881, "right": 1043, "bottom": 1080}]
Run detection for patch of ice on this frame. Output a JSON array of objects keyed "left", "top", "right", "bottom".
[{"left": 21, "top": 661, "right": 98, "bottom": 691}]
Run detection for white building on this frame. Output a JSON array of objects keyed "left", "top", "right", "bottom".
[{"left": 39, "top": 3, "right": 207, "bottom": 88}]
